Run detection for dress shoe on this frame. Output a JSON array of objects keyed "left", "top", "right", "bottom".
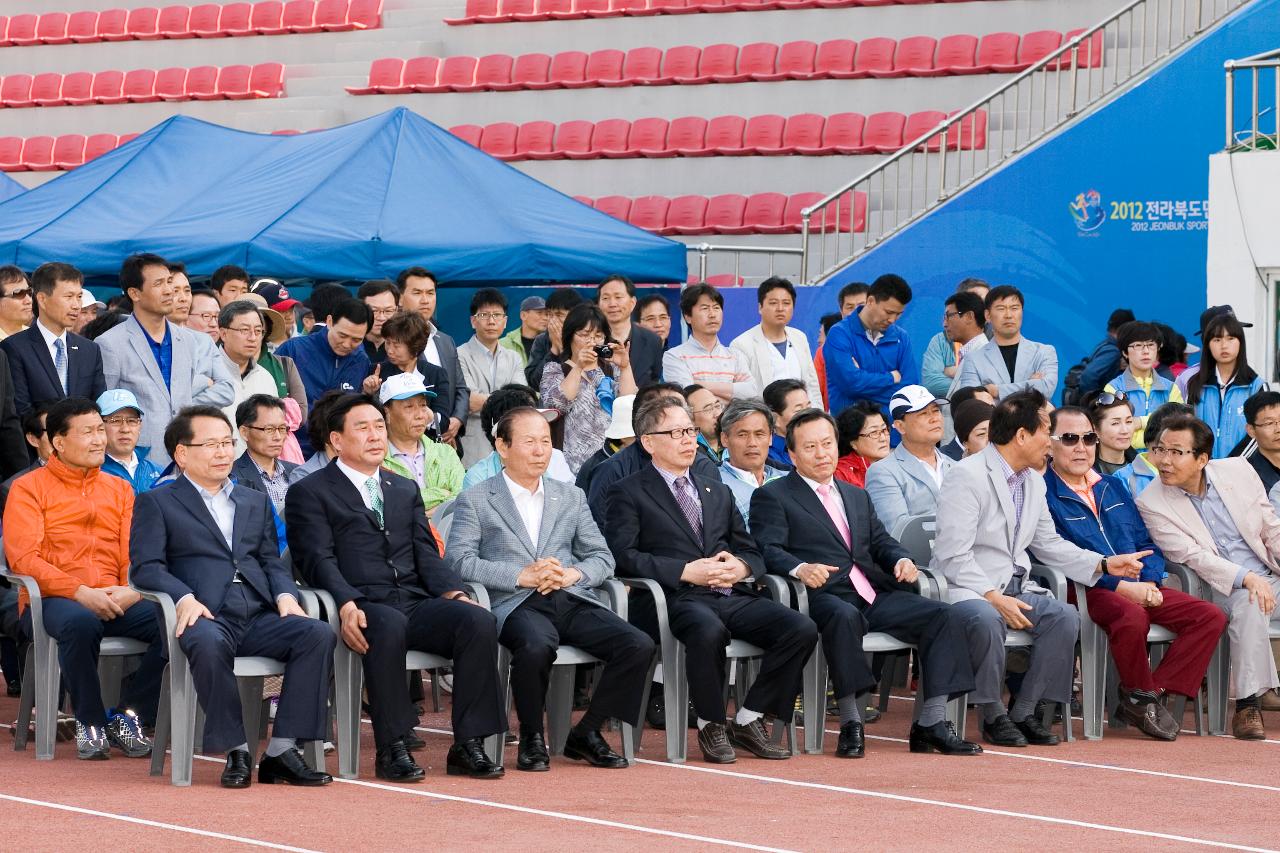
[
  {"left": 1013, "top": 715, "right": 1060, "bottom": 746},
  {"left": 258, "top": 748, "right": 333, "bottom": 786},
  {"left": 981, "top": 714, "right": 1028, "bottom": 747},
  {"left": 221, "top": 749, "right": 252, "bottom": 788},
  {"left": 1116, "top": 691, "right": 1178, "bottom": 741},
  {"left": 446, "top": 738, "right": 505, "bottom": 778},
  {"left": 563, "top": 727, "right": 628, "bottom": 768},
  {"left": 727, "top": 719, "right": 790, "bottom": 760},
  {"left": 516, "top": 731, "right": 550, "bottom": 772},
  {"left": 376, "top": 738, "right": 426, "bottom": 783},
  {"left": 835, "top": 721, "right": 864, "bottom": 758},
  {"left": 403, "top": 730, "right": 426, "bottom": 751},
  {"left": 697, "top": 722, "right": 736, "bottom": 764},
  {"left": 1260, "top": 690, "right": 1280, "bottom": 712},
  {"left": 645, "top": 685, "right": 667, "bottom": 730},
  {"left": 909, "top": 721, "right": 983, "bottom": 755},
  {"left": 1232, "top": 706, "right": 1265, "bottom": 740}
]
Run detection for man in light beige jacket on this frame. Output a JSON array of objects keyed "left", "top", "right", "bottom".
[{"left": 1136, "top": 414, "right": 1280, "bottom": 740}]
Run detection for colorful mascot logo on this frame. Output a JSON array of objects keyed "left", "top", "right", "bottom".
[{"left": 1069, "top": 189, "right": 1106, "bottom": 232}]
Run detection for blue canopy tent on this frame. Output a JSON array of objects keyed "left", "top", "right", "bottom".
[
  {"left": 0, "top": 173, "right": 25, "bottom": 203},
  {"left": 0, "top": 108, "right": 686, "bottom": 284}
]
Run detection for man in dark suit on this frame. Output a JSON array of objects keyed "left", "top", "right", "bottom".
[
  {"left": 131, "top": 406, "right": 335, "bottom": 789},
  {"left": 287, "top": 394, "right": 506, "bottom": 783},
  {"left": 0, "top": 346, "right": 30, "bottom": 478},
  {"left": 751, "top": 409, "right": 988, "bottom": 759},
  {"left": 606, "top": 396, "right": 817, "bottom": 764},
  {"left": 395, "top": 267, "right": 470, "bottom": 447},
  {"left": 1, "top": 262, "right": 106, "bottom": 419},
  {"left": 232, "top": 394, "right": 304, "bottom": 514},
  {"left": 597, "top": 276, "right": 663, "bottom": 386}
]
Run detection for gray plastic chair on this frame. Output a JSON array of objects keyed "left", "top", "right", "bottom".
[
  {"left": 896, "top": 515, "right": 938, "bottom": 568},
  {"left": 432, "top": 498, "right": 457, "bottom": 542}
]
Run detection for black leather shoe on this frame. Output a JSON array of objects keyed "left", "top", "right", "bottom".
[
  {"left": 446, "top": 738, "right": 504, "bottom": 778},
  {"left": 835, "top": 721, "right": 864, "bottom": 758},
  {"left": 910, "top": 721, "right": 982, "bottom": 755},
  {"left": 258, "top": 748, "right": 332, "bottom": 786},
  {"left": 981, "top": 714, "right": 1029, "bottom": 747},
  {"left": 1014, "top": 715, "right": 1060, "bottom": 746},
  {"left": 376, "top": 738, "right": 426, "bottom": 783},
  {"left": 403, "top": 730, "right": 426, "bottom": 751},
  {"left": 563, "top": 727, "right": 628, "bottom": 768},
  {"left": 645, "top": 685, "right": 667, "bottom": 730},
  {"left": 696, "top": 721, "right": 736, "bottom": 764},
  {"left": 516, "top": 732, "right": 550, "bottom": 772},
  {"left": 221, "top": 749, "right": 252, "bottom": 788},
  {"left": 727, "top": 719, "right": 790, "bottom": 760}
]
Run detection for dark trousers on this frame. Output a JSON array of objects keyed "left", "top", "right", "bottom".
[
  {"left": 178, "top": 584, "right": 334, "bottom": 754},
  {"left": 21, "top": 596, "right": 166, "bottom": 727},
  {"left": 808, "top": 587, "right": 977, "bottom": 701},
  {"left": 498, "top": 591, "right": 654, "bottom": 733},
  {"left": 1085, "top": 586, "right": 1227, "bottom": 698},
  {"left": 665, "top": 589, "right": 818, "bottom": 723},
  {"left": 360, "top": 596, "right": 504, "bottom": 749}
]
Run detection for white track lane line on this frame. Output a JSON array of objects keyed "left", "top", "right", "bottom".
[
  {"left": 0, "top": 792, "right": 322, "bottom": 852},
  {"left": 631, "top": 760, "right": 1279, "bottom": 852}
]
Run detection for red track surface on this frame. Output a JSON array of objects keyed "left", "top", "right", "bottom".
[{"left": 1, "top": 692, "right": 1277, "bottom": 852}]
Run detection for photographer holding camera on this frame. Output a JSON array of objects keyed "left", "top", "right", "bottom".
[{"left": 539, "top": 304, "right": 637, "bottom": 474}]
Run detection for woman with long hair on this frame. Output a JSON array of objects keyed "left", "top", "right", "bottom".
[{"left": 1185, "top": 314, "right": 1267, "bottom": 458}]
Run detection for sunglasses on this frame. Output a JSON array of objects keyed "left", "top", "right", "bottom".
[
  {"left": 1051, "top": 432, "right": 1099, "bottom": 447},
  {"left": 1091, "top": 391, "right": 1128, "bottom": 407}
]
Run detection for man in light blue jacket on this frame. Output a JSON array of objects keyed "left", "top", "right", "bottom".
[
  {"left": 865, "top": 385, "right": 955, "bottom": 537},
  {"left": 956, "top": 286, "right": 1058, "bottom": 401}
]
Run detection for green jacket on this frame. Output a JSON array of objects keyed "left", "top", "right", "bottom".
[
  {"left": 499, "top": 328, "right": 530, "bottom": 367},
  {"left": 381, "top": 435, "right": 464, "bottom": 512}
]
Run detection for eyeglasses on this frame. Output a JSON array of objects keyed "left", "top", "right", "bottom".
[
  {"left": 474, "top": 312, "right": 507, "bottom": 322},
  {"left": 1253, "top": 420, "right": 1280, "bottom": 430},
  {"left": 646, "top": 427, "right": 698, "bottom": 440},
  {"left": 1126, "top": 342, "right": 1158, "bottom": 353},
  {"left": 191, "top": 312, "right": 219, "bottom": 323},
  {"left": 858, "top": 426, "right": 890, "bottom": 440},
  {"left": 1, "top": 288, "right": 31, "bottom": 300},
  {"left": 182, "top": 439, "right": 235, "bottom": 451},
  {"left": 226, "top": 325, "right": 264, "bottom": 338},
  {"left": 942, "top": 310, "right": 965, "bottom": 321},
  {"left": 692, "top": 401, "right": 724, "bottom": 416},
  {"left": 245, "top": 425, "right": 289, "bottom": 437},
  {"left": 103, "top": 416, "right": 142, "bottom": 427},
  {"left": 1148, "top": 445, "right": 1195, "bottom": 458},
  {"left": 1051, "top": 432, "right": 1098, "bottom": 447},
  {"left": 369, "top": 307, "right": 397, "bottom": 318}
]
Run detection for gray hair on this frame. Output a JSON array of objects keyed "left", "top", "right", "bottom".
[
  {"left": 634, "top": 396, "right": 691, "bottom": 438},
  {"left": 217, "top": 299, "right": 262, "bottom": 330},
  {"left": 717, "top": 398, "right": 774, "bottom": 438}
]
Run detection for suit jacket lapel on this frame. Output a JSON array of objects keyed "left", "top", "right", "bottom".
[
  {"left": 642, "top": 467, "right": 703, "bottom": 551},
  {"left": 170, "top": 325, "right": 193, "bottom": 405},
  {"left": 173, "top": 477, "right": 233, "bottom": 554},
  {"left": 127, "top": 321, "right": 170, "bottom": 403},
  {"left": 535, "top": 479, "right": 560, "bottom": 556},
  {"left": 896, "top": 445, "right": 939, "bottom": 498},
  {"left": 1012, "top": 340, "right": 1030, "bottom": 383},
  {"left": 486, "top": 477, "right": 536, "bottom": 558},
  {"left": 230, "top": 486, "right": 254, "bottom": 556},
  {"left": 786, "top": 473, "right": 849, "bottom": 554},
  {"left": 325, "top": 463, "right": 383, "bottom": 531},
  {"left": 984, "top": 450, "right": 1019, "bottom": 548},
  {"left": 28, "top": 331, "right": 63, "bottom": 394}
]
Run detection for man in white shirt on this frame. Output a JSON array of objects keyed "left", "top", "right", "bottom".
[
  {"left": 730, "top": 277, "right": 821, "bottom": 408},
  {"left": 457, "top": 289, "right": 527, "bottom": 464},
  {"left": 663, "top": 284, "right": 757, "bottom": 402}
]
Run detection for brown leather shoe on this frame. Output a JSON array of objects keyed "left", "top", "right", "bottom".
[
  {"left": 697, "top": 722, "right": 736, "bottom": 764},
  {"left": 727, "top": 719, "right": 790, "bottom": 760},
  {"left": 1232, "top": 706, "right": 1265, "bottom": 740},
  {"left": 1115, "top": 691, "right": 1178, "bottom": 741},
  {"left": 1259, "top": 690, "right": 1280, "bottom": 712}
]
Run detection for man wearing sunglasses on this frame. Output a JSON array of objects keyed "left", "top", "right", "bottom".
[
  {"left": 0, "top": 265, "right": 33, "bottom": 341},
  {"left": 1044, "top": 407, "right": 1226, "bottom": 741}
]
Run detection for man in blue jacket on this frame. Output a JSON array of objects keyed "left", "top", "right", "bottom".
[
  {"left": 824, "top": 274, "right": 917, "bottom": 421},
  {"left": 1044, "top": 406, "right": 1227, "bottom": 741},
  {"left": 1076, "top": 309, "right": 1135, "bottom": 399}
]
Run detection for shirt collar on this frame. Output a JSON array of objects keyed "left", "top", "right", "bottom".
[
  {"left": 184, "top": 473, "right": 233, "bottom": 500},
  {"left": 798, "top": 472, "right": 836, "bottom": 494},
  {"left": 994, "top": 448, "right": 1031, "bottom": 488},
  {"left": 652, "top": 461, "right": 691, "bottom": 487},
  {"left": 335, "top": 458, "right": 380, "bottom": 491},
  {"left": 685, "top": 336, "right": 723, "bottom": 356},
  {"left": 502, "top": 471, "right": 544, "bottom": 500},
  {"left": 36, "top": 318, "right": 66, "bottom": 348}
]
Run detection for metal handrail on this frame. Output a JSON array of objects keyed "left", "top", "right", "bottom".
[
  {"left": 800, "top": 0, "right": 1253, "bottom": 284},
  {"left": 1225, "top": 48, "right": 1280, "bottom": 150},
  {"left": 686, "top": 241, "right": 803, "bottom": 285}
]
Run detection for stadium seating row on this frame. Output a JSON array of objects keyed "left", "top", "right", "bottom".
[
  {"left": 347, "top": 31, "right": 1101, "bottom": 95},
  {"left": 0, "top": 1, "right": 380, "bottom": 46},
  {"left": 0, "top": 63, "right": 284, "bottom": 107},
  {"left": 0, "top": 133, "right": 140, "bottom": 171},
  {"left": 449, "top": 110, "right": 988, "bottom": 159},
  {"left": 578, "top": 191, "right": 868, "bottom": 234},
  {"left": 446, "top": 0, "right": 982, "bottom": 24}
]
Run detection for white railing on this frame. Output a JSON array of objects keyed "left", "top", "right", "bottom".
[
  {"left": 800, "top": 0, "right": 1254, "bottom": 284},
  {"left": 686, "top": 242, "right": 804, "bottom": 287},
  {"left": 1225, "top": 47, "right": 1280, "bottom": 150}
]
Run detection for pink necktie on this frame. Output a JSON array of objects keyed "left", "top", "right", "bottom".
[{"left": 818, "top": 482, "right": 876, "bottom": 605}]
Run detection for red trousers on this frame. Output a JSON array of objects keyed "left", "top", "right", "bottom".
[{"left": 1085, "top": 586, "right": 1227, "bottom": 698}]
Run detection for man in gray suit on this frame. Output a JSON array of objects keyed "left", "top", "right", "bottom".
[
  {"left": 932, "top": 389, "right": 1149, "bottom": 747},
  {"left": 447, "top": 407, "right": 654, "bottom": 773},
  {"left": 865, "top": 385, "right": 955, "bottom": 537},
  {"left": 955, "top": 286, "right": 1058, "bottom": 401},
  {"left": 98, "top": 254, "right": 235, "bottom": 467}
]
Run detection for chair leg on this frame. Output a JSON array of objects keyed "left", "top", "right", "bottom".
[
  {"left": 802, "top": 646, "right": 826, "bottom": 754},
  {"left": 547, "top": 663, "right": 575, "bottom": 756},
  {"left": 150, "top": 669, "right": 170, "bottom": 777},
  {"left": 483, "top": 649, "right": 511, "bottom": 766},
  {"left": 629, "top": 656, "right": 658, "bottom": 758},
  {"left": 35, "top": 636, "right": 59, "bottom": 760},
  {"left": 334, "top": 647, "right": 362, "bottom": 779},
  {"left": 98, "top": 657, "right": 125, "bottom": 712},
  {"left": 666, "top": 643, "right": 688, "bottom": 764},
  {"left": 1206, "top": 638, "right": 1229, "bottom": 736},
  {"left": 14, "top": 645, "right": 34, "bottom": 752},
  {"left": 430, "top": 669, "right": 443, "bottom": 713},
  {"left": 170, "top": 655, "right": 197, "bottom": 787},
  {"left": 1081, "top": 629, "right": 1107, "bottom": 740}
]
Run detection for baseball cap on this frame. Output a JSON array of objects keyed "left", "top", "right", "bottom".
[
  {"left": 80, "top": 289, "right": 105, "bottom": 310},
  {"left": 378, "top": 372, "right": 439, "bottom": 404},
  {"left": 1197, "top": 305, "right": 1252, "bottom": 337},
  {"left": 889, "top": 385, "right": 946, "bottom": 420},
  {"left": 97, "top": 388, "right": 143, "bottom": 417},
  {"left": 520, "top": 296, "right": 546, "bottom": 312},
  {"left": 252, "top": 279, "right": 302, "bottom": 313},
  {"left": 605, "top": 395, "right": 636, "bottom": 440}
]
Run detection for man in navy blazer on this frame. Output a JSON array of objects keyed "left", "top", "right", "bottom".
[
  {"left": 1, "top": 263, "right": 105, "bottom": 418},
  {"left": 131, "top": 406, "right": 334, "bottom": 789}
]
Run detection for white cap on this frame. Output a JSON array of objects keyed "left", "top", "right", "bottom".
[
  {"left": 604, "top": 395, "right": 636, "bottom": 440},
  {"left": 80, "top": 289, "right": 105, "bottom": 309},
  {"left": 378, "top": 372, "right": 438, "bottom": 404},
  {"left": 889, "top": 384, "right": 946, "bottom": 420}
]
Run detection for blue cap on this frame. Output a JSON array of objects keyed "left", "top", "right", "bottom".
[{"left": 97, "top": 388, "right": 144, "bottom": 417}]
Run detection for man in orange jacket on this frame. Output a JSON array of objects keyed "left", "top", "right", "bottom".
[{"left": 3, "top": 397, "right": 164, "bottom": 761}]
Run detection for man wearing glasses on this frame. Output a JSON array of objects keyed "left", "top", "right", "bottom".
[
  {"left": 233, "top": 394, "right": 303, "bottom": 514},
  {"left": 1138, "top": 414, "right": 1280, "bottom": 740},
  {"left": 97, "top": 389, "right": 162, "bottom": 494},
  {"left": 605, "top": 396, "right": 817, "bottom": 764},
  {"left": 0, "top": 265, "right": 33, "bottom": 341},
  {"left": 458, "top": 289, "right": 527, "bottom": 464},
  {"left": 1044, "top": 406, "right": 1225, "bottom": 741},
  {"left": 216, "top": 301, "right": 283, "bottom": 454}
]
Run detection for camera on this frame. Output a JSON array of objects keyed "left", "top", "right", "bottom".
[{"left": 593, "top": 344, "right": 614, "bottom": 360}]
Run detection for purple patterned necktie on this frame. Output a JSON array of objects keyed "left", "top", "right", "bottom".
[{"left": 674, "top": 475, "right": 730, "bottom": 595}]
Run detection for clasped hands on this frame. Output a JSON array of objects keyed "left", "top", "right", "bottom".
[
  {"left": 795, "top": 558, "right": 916, "bottom": 589},
  {"left": 681, "top": 551, "right": 751, "bottom": 588},
  {"left": 518, "top": 557, "right": 583, "bottom": 595}
]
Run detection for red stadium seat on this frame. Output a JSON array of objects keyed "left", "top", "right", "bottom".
[
  {"left": 973, "top": 32, "right": 1020, "bottom": 73},
  {"left": 314, "top": 0, "right": 354, "bottom": 29},
  {"left": 30, "top": 73, "right": 66, "bottom": 107},
  {"left": 189, "top": 4, "right": 225, "bottom": 36},
  {"left": 667, "top": 116, "right": 709, "bottom": 155},
  {"left": 593, "top": 195, "right": 632, "bottom": 221},
  {"left": 479, "top": 122, "right": 518, "bottom": 159},
  {"left": 0, "top": 17, "right": 7, "bottom": 49},
  {"left": 60, "top": 72, "right": 96, "bottom": 106},
  {"left": 118, "top": 133, "right": 141, "bottom": 146},
  {"left": 156, "top": 67, "right": 189, "bottom": 100},
  {"left": 97, "top": 8, "right": 129, "bottom": 40},
  {"left": 933, "top": 34, "right": 978, "bottom": 75},
  {"left": 704, "top": 194, "right": 748, "bottom": 233},
  {"left": 157, "top": 5, "right": 193, "bottom": 37},
  {"left": 732, "top": 114, "right": 785, "bottom": 154},
  {"left": 775, "top": 0, "right": 820, "bottom": 10},
  {"left": 733, "top": 192, "right": 787, "bottom": 233},
  {"left": 773, "top": 192, "right": 823, "bottom": 233},
  {"left": 540, "top": 51, "right": 588, "bottom": 88},
  {"left": 736, "top": 42, "right": 780, "bottom": 82},
  {"left": 0, "top": 138, "right": 22, "bottom": 172},
  {"left": 253, "top": 1, "right": 288, "bottom": 33},
  {"left": 657, "top": 46, "right": 701, "bottom": 85},
  {"left": 449, "top": 124, "right": 483, "bottom": 147},
  {"left": 1, "top": 75, "right": 35, "bottom": 109},
  {"left": 348, "top": 0, "right": 383, "bottom": 28},
  {"left": 5, "top": 15, "right": 39, "bottom": 47},
  {"left": 585, "top": 118, "right": 630, "bottom": 157},
  {"left": 628, "top": 196, "right": 671, "bottom": 231},
  {"left": 946, "top": 108, "right": 987, "bottom": 150},
  {"left": 22, "top": 137, "right": 56, "bottom": 172},
  {"left": 248, "top": 62, "right": 285, "bottom": 97},
  {"left": 703, "top": 274, "right": 745, "bottom": 287},
  {"left": 466, "top": 54, "right": 512, "bottom": 90},
  {"left": 572, "top": 195, "right": 594, "bottom": 206},
  {"left": 401, "top": 57, "right": 440, "bottom": 91},
  {"left": 665, "top": 195, "right": 709, "bottom": 235},
  {"left": 84, "top": 133, "right": 120, "bottom": 162},
  {"left": 490, "top": 53, "right": 546, "bottom": 90},
  {"left": 549, "top": 120, "right": 592, "bottom": 158},
  {"left": 804, "top": 191, "right": 865, "bottom": 232},
  {"left": 1066, "top": 28, "right": 1104, "bottom": 69},
  {"left": 423, "top": 56, "right": 477, "bottom": 92},
  {"left": 516, "top": 120, "right": 558, "bottom": 159},
  {"left": 759, "top": 113, "right": 823, "bottom": 155},
  {"left": 187, "top": 65, "right": 220, "bottom": 98},
  {"left": 218, "top": 3, "right": 255, "bottom": 36},
  {"left": 814, "top": 39, "right": 857, "bottom": 79},
  {"left": 904, "top": 110, "right": 947, "bottom": 151},
  {"left": 864, "top": 111, "right": 906, "bottom": 153},
  {"left": 692, "top": 44, "right": 743, "bottom": 84},
  {"left": 88, "top": 70, "right": 125, "bottom": 104},
  {"left": 1010, "top": 30, "right": 1063, "bottom": 71},
  {"left": 346, "top": 58, "right": 402, "bottom": 93},
  {"left": 67, "top": 11, "right": 101, "bottom": 42},
  {"left": 887, "top": 35, "right": 937, "bottom": 77},
  {"left": 52, "top": 135, "right": 87, "bottom": 170},
  {"left": 624, "top": 117, "right": 671, "bottom": 157},
  {"left": 283, "top": 0, "right": 319, "bottom": 31},
  {"left": 647, "top": 0, "right": 690, "bottom": 12},
  {"left": 504, "top": 0, "right": 549, "bottom": 21},
  {"left": 215, "top": 64, "right": 253, "bottom": 98},
  {"left": 445, "top": 0, "right": 498, "bottom": 25},
  {"left": 568, "top": 0, "right": 617, "bottom": 19},
  {"left": 37, "top": 12, "right": 71, "bottom": 45},
  {"left": 580, "top": 50, "right": 624, "bottom": 87},
  {"left": 123, "top": 69, "right": 159, "bottom": 102},
  {"left": 127, "top": 7, "right": 162, "bottom": 39},
  {"left": 754, "top": 40, "right": 816, "bottom": 81},
  {"left": 272, "top": 129, "right": 301, "bottom": 135},
  {"left": 614, "top": 47, "right": 663, "bottom": 86},
  {"left": 697, "top": 115, "right": 746, "bottom": 156},
  {"left": 853, "top": 37, "right": 896, "bottom": 77}
]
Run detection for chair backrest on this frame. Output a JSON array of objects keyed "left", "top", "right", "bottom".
[{"left": 897, "top": 514, "right": 937, "bottom": 568}]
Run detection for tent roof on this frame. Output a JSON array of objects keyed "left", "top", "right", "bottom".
[
  {"left": 0, "top": 173, "right": 24, "bottom": 204},
  {"left": 0, "top": 109, "right": 686, "bottom": 284}
]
